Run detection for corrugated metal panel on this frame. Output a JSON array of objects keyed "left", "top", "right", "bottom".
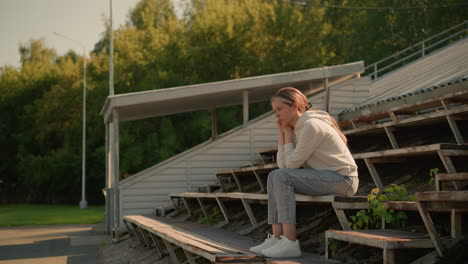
[{"left": 345, "top": 38, "right": 467, "bottom": 115}]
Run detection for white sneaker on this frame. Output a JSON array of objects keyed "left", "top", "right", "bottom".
[
  {"left": 260, "top": 235, "right": 302, "bottom": 258},
  {"left": 250, "top": 234, "right": 279, "bottom": 254}
]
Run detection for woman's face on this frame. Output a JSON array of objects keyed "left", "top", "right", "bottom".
[{"left": 272, "top": 99, "right": 297, "bottom": 125}]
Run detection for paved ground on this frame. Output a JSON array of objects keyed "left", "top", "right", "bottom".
[{"left": 0, "top": 223, "right": 111, "bottom": 264}]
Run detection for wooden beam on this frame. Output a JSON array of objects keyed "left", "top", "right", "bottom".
[
  {"left": 241, "top": 199, "right": 258, "bottom": 227},
  {"left": 416, "top": 191, "right": 468, "bottom": 202},
  {"left": 163, "top": 239, "right": 181, "bottom": 264},
  {"left": 416, "top": 202, "right": 444, "bottom": 256},
  {"left": 131, "top": 222, "right": 144, "bottom": 244},
  {"left": 197, "top": 198, "right": 209, "bottom": 219},
  {"left": 384, "top": 127, "right": 399, "bottom": 149},
  {"left": 215, "top": 197, "right": 230, "bottom": 223},
  {"left": 354, "top": 143, "right": 467, "bottom": 160},
  {"left": 446, "top": 115, "right": 464, "bottom": 144},
  {"left": 137, "top": 225, "right": 152, "bottom": 248},
  {"left": 383, "top": 247, "right": 396, "bottom": 264},
  {"left": 211, "top": 109, "right": 217, "bottom": 139},
  {"left": 333, "top": 207, "right": 352, "bottom": 231},
  {"left": 437, "top": 151, "right": 462, "bottom": 190},
  {"left": 364, "top": 158, "right": 384, "bottom": 190},
  {"left": 149, "top": 233, "right": 165, "bottom": 258},
  {"left": 440, "top": 99, "right": 450, "bottom": 110},
  {"left": 369, "top": 157, "right": 408, "bottom": 163},
  {"left": 182, "top": 197, "right": 193, "bottom": 216},
  {"left": 243, "top": 90, "right": 249, "bottom": 125},
  {"left": 184, "top": 248, "right": 197, "bottom": 264},
  {"left": 231, "top": 171, "right": 243, "bottom": 192},
  {"left": 250, "top": 163, "right": 265, "bottom": 193},
  {"left": 451, "top": 209, "right": 462, "bottom": 239},
  {"left": 324, "top": 77, "right": 330, "bottom": 112}
]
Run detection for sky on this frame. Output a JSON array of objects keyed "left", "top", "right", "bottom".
[{"left": 0, "top": 0, "right": 182, "bottom": 68}]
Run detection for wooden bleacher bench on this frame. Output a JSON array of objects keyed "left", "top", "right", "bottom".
[
  {"left": 216, "top": 163, "right": 278, "bottom": 193},
  {"left": 124, "top": 215, "right": 343, "bottom": 264},
  {"left": 343, "top": 105, "right": 468, "bottom": 149},
  {"left": 343, "top": 105, "right": 468, "bottom": 136},
  {"left": 325, "top": 191, "right": 468, "bottom": 263},
  {"left": 123, "top": 215, "right": 264, "bottom": 264},
  {"left": 435, "top": 173, "right": 468, "bottom": 191},
  {"left": 338, "top": 81, "right": 468, "bottom": 130},
  {"left": 415, "top": 191, "right": 468, "bottom": 256},
  {"left": 352, "top": 143, "right": 468, "bottom": 190},
  {"left": 198, "top": 182, "right": 221, "bottom": 193},
  {"left": 170, "top": 191, "right": 367, "bottom": 233},
  {"left": 325, "top": 229, "right": 436, "bottom": 264}
]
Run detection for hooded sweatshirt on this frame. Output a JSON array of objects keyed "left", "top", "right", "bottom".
[{"left": 277, "top": 110, "right": 358, "bottom": 177}]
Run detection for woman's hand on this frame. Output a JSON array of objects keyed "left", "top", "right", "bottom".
[
  {"left": 282, "top": 122, "right": 293, "bottom": 134},
  {"left": 276, "top": 119, "right": 284, "bottom": 132},
  {"left": 282, "top": 123, "right": 293, "bottom": 144},
  {"left": 276, "top": 119, "right": 285, "bottom": 145}
]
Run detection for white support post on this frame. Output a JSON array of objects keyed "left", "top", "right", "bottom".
[
  {"left": 105, "top": 123, "right": 111, "bottom": 234},
  {"left": 111, "top": 109, "right": 120, "bottom": 229},
  {"left": 243, "top": 90, "right": 249, "bottom": 125},
  {"left": 322, "top": 66, "right": 330, "bottom": 112},
  {"left": 211, "top": 108, "right": 217, "bottom": 139}
]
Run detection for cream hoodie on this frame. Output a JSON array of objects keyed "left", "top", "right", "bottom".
[{"left": 277, "top": 110, "right": 358, "bottom": 177}]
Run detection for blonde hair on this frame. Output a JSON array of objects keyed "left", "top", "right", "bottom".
[{"left": 271, "top": 87, "right": 348, "bottom": 144}]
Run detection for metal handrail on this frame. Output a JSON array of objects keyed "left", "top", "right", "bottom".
[{"left": 365, "top": 21, "right": 467, "bottom": 80}]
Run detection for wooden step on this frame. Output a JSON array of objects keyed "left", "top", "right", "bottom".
[
  {"left": 343, "top": 105, "right": 468, "bottom": 136},
  {"left": 124, "top": 215, "right": 264, "bottom": 263},
  {"left": 124, "top": 215, "right": 341, "bottom": 264},
  {"left": 338, "top": 79, "right": 468, "bottom": 129},
  {"left": 217, "top": 163, "right": 278, "bottom": 175},
  {"left": 435, "top": 173, "right": 468, "bottom": 191},
  {"left": 170, "top": 191, "right": 367, "bottom": 232},
  {"left": 325, "top": 229, "right": 438, "bottom": 264},
  {"left": 352, "top": 143, "right": 468, "bottom": 160},
  {"left": 414, "top": 191, "right": 468, "bottom": 257},
  {"left": 198, "top": 182, "right": 221, "bottom": 193},
  {"left": 354, "top": 143, "right": 468, "bottom": 191}
]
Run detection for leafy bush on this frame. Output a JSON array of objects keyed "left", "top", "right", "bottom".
[{"left": 350, "top": 184, "right": 414, "bottom": 230}]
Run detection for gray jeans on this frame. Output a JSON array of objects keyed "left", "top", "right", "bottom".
[{"left": 267, "top": 168, "right": 358, "bottom": 224}]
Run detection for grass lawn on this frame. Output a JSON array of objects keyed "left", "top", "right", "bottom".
[{"left": 0, "top": 204, "right": 105, "bottom": 227}]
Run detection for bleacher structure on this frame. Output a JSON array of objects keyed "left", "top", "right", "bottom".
[{"left": 102, "top": 23, "right": 467, "bottom": 263}]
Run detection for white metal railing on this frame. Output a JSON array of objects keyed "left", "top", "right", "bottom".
[{"left": 365, "top": 21, "right": 467, "bottom": 80}]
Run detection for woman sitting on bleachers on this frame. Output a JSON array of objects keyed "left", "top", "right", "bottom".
[{"left": 250, "top": 87, "right": 359, "bottom": 258}]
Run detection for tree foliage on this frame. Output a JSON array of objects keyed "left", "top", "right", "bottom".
[{"left": 0, "top": 0, "right": 465, "bottom": 204}]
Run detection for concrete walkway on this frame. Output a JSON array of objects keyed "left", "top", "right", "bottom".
[{"left": 0, "top": 223, "right": 111, "bottom": 264}]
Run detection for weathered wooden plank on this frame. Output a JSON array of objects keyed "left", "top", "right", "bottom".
[
  {"left": 354, "top": 143, "right": 467, "bottom": 160},
  {"left": 435, "top": 173, "right": 468, "bottom": 191},
  {"left": 171, "top": 191, "right": 367, "bottom": 204},
  {"left": 332, "top": 202, "right": 368, "bottom": 210},
  {"left": 436, "top": 173, "right": 468, "bottom": 181},
  {"left": 124, "top": 215, "right": 264, "bottom": 261},
  {"left": 416, "top": 202, "right": 444, "bottom": 256},
  {"left": 364, "top": 158, "right": 384, "bottom": 190},
  {"left": 384, "top": 127, "right": 399, "bottom": 149},
  {"left": 342, "top": 106, "right": 468, "bottom": 135},
  {"left": 325, "top": 230, "right": 434, "bottom": 249},
  {"left": 124, "top": 218, "right": 228, "bottom": 262},
  {"left": 415, "top": 191, "right": 468, "bottom": 202},
  {"left": 217, "top": 163, "right": 278, "bottom": 175}
]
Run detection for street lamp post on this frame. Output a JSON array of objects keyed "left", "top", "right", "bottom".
[{"left": 53, "top": 32, "right": 88, "bottom": 209}]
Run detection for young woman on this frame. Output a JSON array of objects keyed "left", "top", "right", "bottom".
[{"left": 250, "top": 87, "right": 359, "bottom": 258}]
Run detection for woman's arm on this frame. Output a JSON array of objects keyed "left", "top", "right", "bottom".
[
  {"left": 276, "top": 119, "right": 286, "bottom": 168},
  {"left": 282, "top": 121, "right": 326, "bottom": 169}
]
